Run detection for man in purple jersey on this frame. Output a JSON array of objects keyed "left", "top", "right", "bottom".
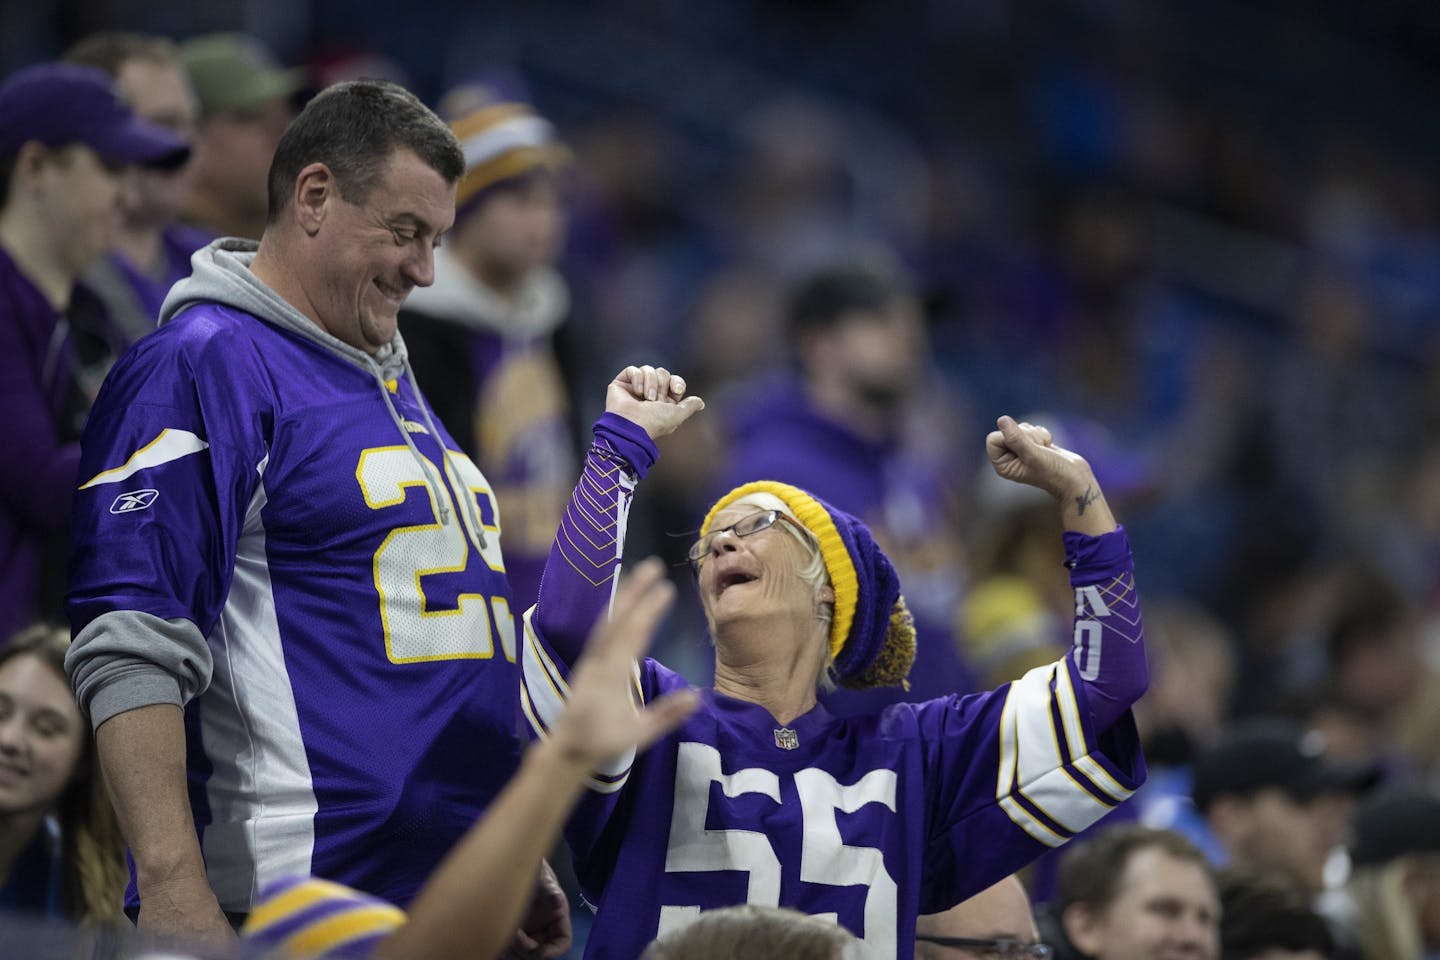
[
  {"left": 0, "top": 62, "right": 189, "bottom": 642},
  {"left": 520, "top": 385, "right": 1150, "bottom": 958},
  {"left": 65, "top": 80, "right": 562, "bottom": 952}
]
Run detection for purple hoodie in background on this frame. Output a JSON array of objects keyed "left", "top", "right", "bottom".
[
  {"left": 716, "top": 376, "right": 976, "bottom": 710},
  {"left": 0, "top": 247, "right": 92, "bottom": 641}
]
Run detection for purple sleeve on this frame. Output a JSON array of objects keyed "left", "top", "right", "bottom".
[
  {"left": 529, "top": 414, "right": 656, "bottom": 664},
  {"left": 1063, "top": 525, "right": 1147, "bottom": 732},
  {"left": 0, "top": 300, "right": 80, "bottom": 529}
]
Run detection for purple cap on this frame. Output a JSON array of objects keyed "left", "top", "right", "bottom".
[{"left": 0, "top": 62, "right": 190, "bottom": 167}]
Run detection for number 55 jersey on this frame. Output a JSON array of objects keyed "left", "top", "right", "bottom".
[
  {"left": 67, "top": 240, "right": 521, "bottom": 914},
  {"left": 521, "top": 431, "right": 1148, "bottom": 959}
]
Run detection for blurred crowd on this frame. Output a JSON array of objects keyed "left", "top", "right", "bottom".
[{"left": 3, "top": 1, "right": 1440, "bottom": 958}]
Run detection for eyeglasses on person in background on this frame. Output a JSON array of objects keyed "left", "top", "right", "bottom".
[{"left": 913, "top": 935, "right": 1054, "bottom": 959}]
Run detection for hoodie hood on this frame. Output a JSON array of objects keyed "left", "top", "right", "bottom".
[
  {"left": 400, "top": 245, "right": 568, "bottom": 338},
  {"left": 161, "top": 237, "right": 410, "bottom": 382}
]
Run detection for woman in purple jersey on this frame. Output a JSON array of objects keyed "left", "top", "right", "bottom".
[{"left": 520, "top": 369, "right": 1150, "bottom": 958}]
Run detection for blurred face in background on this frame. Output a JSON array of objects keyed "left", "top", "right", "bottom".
[
  {"left": 191, "top": 97, "right": 293, "bottom": 231},
  {"left": 1212, "top": 788, "right": 1332, "bottom": 895},
  {"left": 18, "top": 143, "right": 124, "bottom": 276},
  {"left": 915, "top": 876, "right": 1043, "bottom": 960},
  {"left": 807, "top": 298, "right": 927, "bottom": 415},
  {"left": 1064, "top": 847, "right": 1220, "bottom": 960},
  {"left": 455, "top": 173, "right": 565, "bottom": 286},
  {"left": 0, "top": 653, "right": 85, "bottom": 817},
  {"left": 114, "top": 56, "right": 197, "bottom": 229}
]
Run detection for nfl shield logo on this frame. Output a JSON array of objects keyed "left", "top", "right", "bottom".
[{"left": 773, "top": 727, "right": 799, "bottom": 750}]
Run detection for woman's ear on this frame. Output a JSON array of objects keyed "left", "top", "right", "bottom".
[{"left": 819, "top": 584, "right": 835, "bottom": 604}]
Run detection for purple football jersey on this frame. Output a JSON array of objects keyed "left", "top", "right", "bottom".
[{"left": 68, "top": 292, "right": 521, "bottom": 911}]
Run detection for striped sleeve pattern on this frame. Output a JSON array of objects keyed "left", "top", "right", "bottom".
[
  {"left": 520, "top": 434, "right": 641, "bottom": 793},
  {"left": 994, "top": 658, "right": 1137, "bottom": 847},
  {"left": 241, "top": 875, "right": 406, "bottom": 958}
]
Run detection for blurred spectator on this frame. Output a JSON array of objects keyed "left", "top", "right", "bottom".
[
  {"left": 1331, "top": 789, "right": 1440, "bottom": 960},
  {"left": 1133, "top": 601, "right": 1237, "bottom": 771},
  {"left": 1052, "top": 826, "right": 1220, "bottom": 960},
  {"left": 1218, "top": 868, "right": 1334, "bottom": 960},
  {"left": 401, "top": 86, "right": 573, "bottom": 627},
  {"left": 0, "top": 624, "right": 126, "bottom": 922},
  {"left": 64, "top": 32, "right": 210, "bottom": 344},
  {"left": 716, "top": 260, "right": 975, "bottom": 710},
  {"left": 0, "top": 61, "right": 188, "bottom": 642},
  {"left": 916, "top": 875, "right": 1049, "bottom": 960},
  {"left": 639, "top": 904, "right": 858, "bottom": 960},
  {"left": 1188, "top": 718, "right": 1379, "bottom": 897},
  {"left": 179, "top": 33, "right": 301, "bottom": 240},
  {"left": 1310, "top": 567, "right": 1425, "bottom": 778}
]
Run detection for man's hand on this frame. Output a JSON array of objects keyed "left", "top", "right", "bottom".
[
  {"left": 507, "top": 859, "right": 572, "bottom": 958},
  {"left": 136, "top": 873, "right": 235, "bottom": 944},
  {"left": 605, "top": 365, "right": 705, "bottom": 440},
  {"left": 986, "top": 415, "right": 1117, "bottom": 534}
]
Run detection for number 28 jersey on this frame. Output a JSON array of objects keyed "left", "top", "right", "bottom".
[{"left": 67, "top": 293, "right": 520, "bottom": 913}]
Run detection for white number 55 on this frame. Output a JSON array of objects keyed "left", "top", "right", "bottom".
[{"left": 658, "top": 742, "right": 898, "bottom": 955}]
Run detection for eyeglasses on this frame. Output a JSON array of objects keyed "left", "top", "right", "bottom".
[
  {"left": 687, "top": 509, "right": 808, "bottom": 569},
  {"left": 913, "top": 936, "right": 1053, "bottom": 959}
]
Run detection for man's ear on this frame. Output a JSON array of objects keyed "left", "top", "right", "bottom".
[
  {"left": 10, "top": 140, "right": 51, "bottom": 189},
  {"left": 1061, "top": 902, "right": 1106, "bottom": 958},
  {"left": 819, "top": 583, "right": 836, "bottom": 605},
  {"left": 292, "top": 161, "right": 335, "bottom": 236}
]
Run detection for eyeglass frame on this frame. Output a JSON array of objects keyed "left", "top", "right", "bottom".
[
  {"left": 913, "top": 935, "right": 1053, "bottom": 959},
  {"left": 687, "top": 508, "right": 813, "bottom": 571}
]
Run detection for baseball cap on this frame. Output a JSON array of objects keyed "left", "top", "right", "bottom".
[
  {"left": 1350, "top": 789, "right": 1440, "bottom": 866},
  {"left": 0, "top": 62, "right": 191, "bottom": 167},
  {"left": 180, "top": 33, "right": 303, "bottom": 115},
  {"left": 1191, "top": 718, "right": 1382, "bottom": 812}
]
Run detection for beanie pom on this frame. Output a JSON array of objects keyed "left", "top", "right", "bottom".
[{"left": 840, "top": 596, "right": 917, "bottom": 690}]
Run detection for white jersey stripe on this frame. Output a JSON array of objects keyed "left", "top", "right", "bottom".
[
  {"left": 200, "top": 472, "right": 320, "bottom": 910},
  {"left": 79, "top": 428, "right": 210, "bottom": 488},
  {"left": 998, "top": 662, "right": 1130, "bottom": 838}
]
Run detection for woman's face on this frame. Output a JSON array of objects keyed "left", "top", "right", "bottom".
[
  {"left": 0, "top": 655, "right": 86, "bottom": 816},
  {"left": 697, "top": 505, "right": 829, "bottom": 647}
]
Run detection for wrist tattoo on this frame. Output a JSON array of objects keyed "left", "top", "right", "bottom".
[{"left": 1074, "top": 485, "right": 1099, "bottom": 516}]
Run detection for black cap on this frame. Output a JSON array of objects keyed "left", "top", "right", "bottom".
[
  {"left": 1350, "top": 789, "right": 1440, "bottom": 866},
  {"left": 1191, "top": 718, "right": 1382, "bottom": 813}
]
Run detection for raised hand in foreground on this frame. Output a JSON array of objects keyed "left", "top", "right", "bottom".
[{"left": 376, "top": 559, "right": 700, "bottom": 960}]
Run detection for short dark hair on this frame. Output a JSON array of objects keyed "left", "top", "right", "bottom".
[
  {"left": 265, "top": 79, "right": 464, "bottom": 223},
  {"left": 1055, "top": 825, "right": 1214, "bottom": 915},
  {"left": 1218, "top": 868, "right": 1333, "bottom": 960},
  {"left": 0, "top": 152, "right": 15, "bottom": 210},
  {"left": 63, "top": 31, "right": 180, "bottom": 76},
  {"left": 786, "top": 261, "right": 914, "bottom": 347}
]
